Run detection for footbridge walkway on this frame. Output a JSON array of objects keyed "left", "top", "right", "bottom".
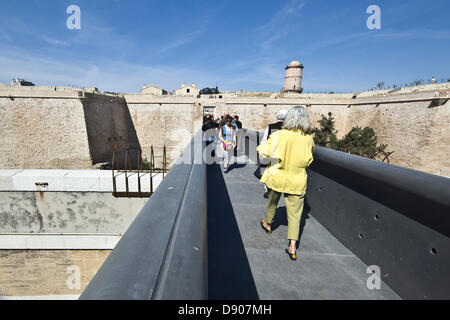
[{"left": 80, "top": 129, "right": 450, "bottom": 300}]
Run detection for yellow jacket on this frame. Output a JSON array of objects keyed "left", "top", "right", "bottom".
[{"left": 257, "top": 129, "right": 315, "bottom": 196}]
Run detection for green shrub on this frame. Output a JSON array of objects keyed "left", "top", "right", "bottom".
[
  {"left": 141, "top": 157, "right": 152, "bottom": 170},
  {"left": 334, "top": 126, "right": 388, "bottom": 158},
  {"left": 312, "top": 113, "right": 391, "bottom": 160},
  {"left": 310, "top": 112, "right": 338, "bottom": 148}
]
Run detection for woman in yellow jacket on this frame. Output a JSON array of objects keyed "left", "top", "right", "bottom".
[{"left": 257, "top": 106, "right": 315, "bottom": 261}]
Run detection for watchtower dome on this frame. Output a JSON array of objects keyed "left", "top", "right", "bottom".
[{"left": 282, "top": 60, "right": 304, "bottom": 93}]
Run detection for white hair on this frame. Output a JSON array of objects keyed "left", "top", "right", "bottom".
[
  {"left": 282, "top": 106, "right": 311, "bottom": 132},
  {"left": 277, "top": 109, "right": 288, "bottom": 121}
]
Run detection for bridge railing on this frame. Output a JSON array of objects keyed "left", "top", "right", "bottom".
[
  {"left": 307, "top": 145, "right": 450, "bottom": 300},
  {"left": 80, "top": 130, "right": 207, "bottom": 300},
  {"left": 245, "top": 128, "right": 450, "bottom": 299}
]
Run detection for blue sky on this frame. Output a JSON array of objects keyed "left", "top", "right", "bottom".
[{"left": 0, "top": 0, "right": 449, "bottom": 93}]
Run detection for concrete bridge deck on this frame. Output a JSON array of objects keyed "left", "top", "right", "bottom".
[{"left": 207, "top": 155, "right": 400, "bottom": 300}]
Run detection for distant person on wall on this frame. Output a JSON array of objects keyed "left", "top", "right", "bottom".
[
  {"left": 257, "top": 106, "right": 315, "bottom": 261},
  {"left": 258, "top": 110, "right": 288, "bottom": 198},
  {"left": 219, "top": 115, "right": 237, "bottom": 173}
]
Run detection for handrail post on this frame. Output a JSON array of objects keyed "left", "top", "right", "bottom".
[
  {"left": 112, "top": 144, "right": 117, "bottom": 196},
  {"left": 163, "top": 145, "right": 166, "bottom": 179},
  {"left": 137, "top": 146, "right": 141, "bottom": 197},
  {"left": 125, "top": 145, "right": 129, "bottom": 196},
  {"left": 151, "top": 146, "right": 155, "bottom": 171},
  {"left": 150, "top": 157, "right": 153, "bottom": 195}
]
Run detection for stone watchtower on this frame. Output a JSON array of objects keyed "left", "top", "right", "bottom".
[{"left": 282, "top": 60, "right": 304, "bottom": 93}]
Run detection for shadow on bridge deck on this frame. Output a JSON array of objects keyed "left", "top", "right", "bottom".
[{"left": 207, "top": 155, "right": 400, "bottom": 300}]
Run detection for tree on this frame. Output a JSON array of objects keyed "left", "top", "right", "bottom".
[
  {"left": 11, "top": 78, "right": 35, "bottom": 86},
  {"left": 200, "top": 86, "right": 219, "bottom": 95},
  {"left": 376, "top": 82, "right": 385, "bottom": 90},
  {"left": 334, "top": 126, "right": 388, "bottom": 158},
  {"left": 311, "top": 112, "right": 338, "bottom": 148},
  {"left": 311, "top": 113, "right": 392, "bottom": 161}
]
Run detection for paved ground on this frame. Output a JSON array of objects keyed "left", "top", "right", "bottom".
[{"left": 207, "top": 153, "right": 401, "bottom": 300}]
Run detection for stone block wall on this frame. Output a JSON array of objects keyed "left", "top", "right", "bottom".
[
  {"left": 212, "top": 98, "right": 449, "bottom": 177},
  {"left": 0, "top": 250, "right": 110, "bottom": 298},
  {"left": 0, "top": 86, "right": 448, "bottom": 176},
  {"left": 0, "top": 97, "right": 92, "bottom": 169},
  {"left": 0, "top": 90, "right": 141, "bottom": 170},
  {"left": 126, "top": 101, "right": 203, "bottom": 167}
]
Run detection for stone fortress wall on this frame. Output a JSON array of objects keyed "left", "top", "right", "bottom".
[
  {"left": 0, "top": 88, "right": 139, "bottom": 169},
  {"left": 0, "top": 80, "right": 449, "bottom": 298},
  {"left": 210, "top": 88, "right": 450, "bottom": 177},
  {"left": 0, "top": 82, "right": 449, "bottom": 177}
]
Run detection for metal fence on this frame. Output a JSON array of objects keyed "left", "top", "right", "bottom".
[{"left": 111, "top": 144, "right": 168, "bottom": 198}]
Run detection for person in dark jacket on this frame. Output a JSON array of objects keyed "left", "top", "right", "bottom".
[
  {"left": 202, "top": 114, "right": 218, "bottom": 131},
  {"left": 202, "top": 116, "right": 218, "bottom": 140},
  {"left": 233, "top": 115, "right": 242, "bottom": 129},
  {"left": 261, "top": 110, "right": 288, "bottom": 144}
]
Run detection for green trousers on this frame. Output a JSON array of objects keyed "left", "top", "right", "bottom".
[{"left": 265, "top": 189, "right": 305, "bottom": 241}]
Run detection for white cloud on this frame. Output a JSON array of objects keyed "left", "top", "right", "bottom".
[
  {"left": 0, "top": 44, "right": 216, "bottom": 92},
  {"left": 41, "top": 36, "right": 70, "bottom": 47},
  {"left": 0, "top": 30, "right": 12, "bottom": 42},
  {"left": 373, "top": 29, "right": 450, "bottom": 40},
  {"left": 153, "top": 30, "right": 204, "bottom": 56},
  {"left": 253, "top": 0, "right": 307, "bottom": 56},
  {"left": 257, "top": 0, "right": 306, "bottom": 33}
]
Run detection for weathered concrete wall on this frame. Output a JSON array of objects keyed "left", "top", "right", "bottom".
[
  {"left": 0, "top": 168, "right": 151, "bottom": 298},
  {"left": 0, "top": 191, "right": 146, "bottom": 234},
  {"left": 0, "top": 250, "right": 110, "bottom": 298}
]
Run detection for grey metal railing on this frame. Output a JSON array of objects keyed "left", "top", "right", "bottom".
[
  {"left": 306, "top": 146, "right": 450, "bottom": 299},
  {"left": 245, "top": 128, "right": 450, "bottom": 299},
  {"left": 79, "top": 130, "right": 207, "bottom": 300}
]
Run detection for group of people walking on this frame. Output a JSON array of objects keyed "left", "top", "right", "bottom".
[
  {"left": 202, "top": 113, "right": 242, "bottom": 173},
  {"left": 202, "top": 106, "right": 315, "bottom": 261}
]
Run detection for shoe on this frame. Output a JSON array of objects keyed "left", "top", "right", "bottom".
[
  {"left": 224, "top": 167, "right": 228, "bottom": 173},
  {"left": 260, "top": 219, "right": 272, "bottom": 234},
  {"left": 285, "top": 248, "right": 297, "bottom": 261},
  {"left": 263, "top": 192, "right": 268, "bottom": 199}
]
